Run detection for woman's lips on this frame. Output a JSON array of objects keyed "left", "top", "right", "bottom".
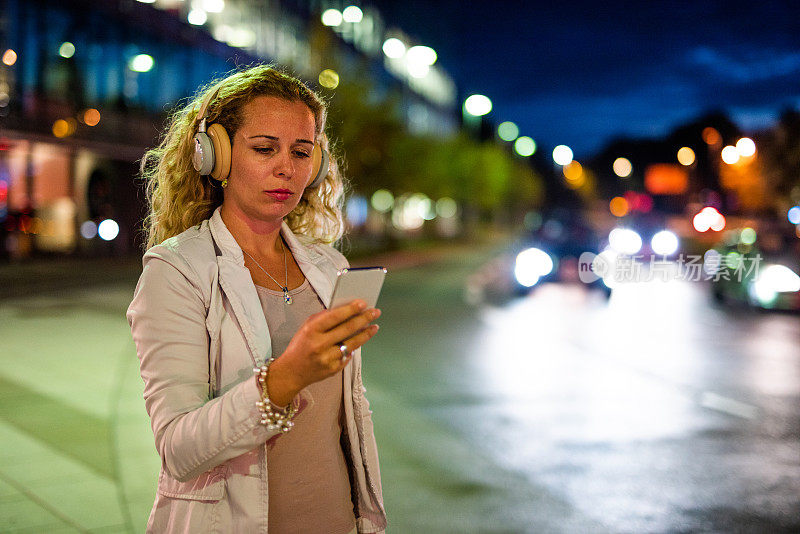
[{"left": 265, "top": 190, "right": 292, "bottom": 201}]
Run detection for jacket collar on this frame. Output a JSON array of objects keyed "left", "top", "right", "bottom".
[
  {"left": 209, "top": 206, "right": 325, "bottom": 266},
  {"left": 207, "top": 206, "right": 337, "bottom": 362}
]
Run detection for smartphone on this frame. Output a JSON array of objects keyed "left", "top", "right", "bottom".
[{"left": 329, "top": 266, "right": 387, "bottom": 309}]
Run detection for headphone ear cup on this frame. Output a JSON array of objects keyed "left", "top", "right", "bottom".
[
  {"left": 192, "top": 132, "right": 215, "bottom": 175},
  {"left": 207, "top": 123, "right": 231, "bottom": 182},
  {"left": 307, "top": 144, "right": 329, "bottom": 189}
]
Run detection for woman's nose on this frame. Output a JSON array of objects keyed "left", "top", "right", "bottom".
[{"left": 273, "top": 150, "right": 294, "bottom": 177}]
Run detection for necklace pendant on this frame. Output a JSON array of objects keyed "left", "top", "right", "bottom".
[{"left": 282, "top": 287, "right": 292, "bottom": 304}]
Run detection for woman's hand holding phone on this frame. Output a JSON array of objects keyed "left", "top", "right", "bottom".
[{"left": 266, "top": 300, "right": 380, "bottom": 407}]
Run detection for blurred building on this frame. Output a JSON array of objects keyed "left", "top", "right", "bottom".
[{"left": 0, "top": 0, "right": 458, "bottom": 259}]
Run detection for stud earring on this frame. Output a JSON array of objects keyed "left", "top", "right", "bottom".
[{"left": 221, "top": 178, "right": 228, "bottom": 188}]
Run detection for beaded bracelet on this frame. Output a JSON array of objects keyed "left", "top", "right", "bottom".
[{"left": 253, "top": 357, "right": 296, "bottom": 432}]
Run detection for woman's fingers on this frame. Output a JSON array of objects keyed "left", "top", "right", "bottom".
[
  {"left": 324, "top": 307, "right": 380, "bottom": 346},
  {"left": 312, "top": 300, "right": 367, "bottom": 332},
  {"left": 339, "top": 323, "right": 380, "bottom": 354}
]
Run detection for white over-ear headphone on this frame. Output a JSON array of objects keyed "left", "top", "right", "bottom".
[{"left": 191, "top": 84, "right": 330, "bottom": 188}]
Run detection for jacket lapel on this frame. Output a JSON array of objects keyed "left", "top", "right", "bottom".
[
  {"left": 280, "top": 220, "right": 336, "bottom": 309},
  {"left": 208, "top": 207, "right": 337, "bottom": 365},
  {"left": 215, "top": 256, "right": 271, "bottom": 364}
]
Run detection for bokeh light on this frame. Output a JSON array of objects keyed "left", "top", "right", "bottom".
[
  {"left": 497, "top": 121, "right": 519, "bottom": 141},
  {"left": 651, "top": 230, "right": 679, "bottom": 255},
  {"left": 345, "top": 195, "right": 368, "bottom": 226},
  {"left": 129, "top": 54, "right": 154, "bottom": 72},
  {"left": 613, "top": 157, "right": 632, "bottom": 178},
  {"left": 740, "top": 227, "right": 757, "bottom": 245},
  {"left": 80, "top": 220, "right": 98, "bottom": 239},
  {"left": 98, "top": 219, "right": 119, "bottom": 241},
  {"left": 552, "top": 145, "right": 573, "bottom": 166},
  {"left": 321, "top": 8, "right": 343, "bottom": 26},
  {"left": 59, "top": 42, "right": 75, "bottom": 58},
  {"left": 2, "top": 49, "right": 17, "bottom": 66},
  {"left": 721, "top": 145, "right": 739, "bottom": 164},
  {"left": 436, "top": 197, "right": 457, "bottom": 218},
  {"left": 407, "top": 45, "right": 437, "bottom": 66},
  {"left": 382, "top": 38, "right": 406, "bottom": 58},
  {"left": 83, "top": 108, "right": 101, "bottom": 126},
  {"left": 563, "top": 161, "right": 583, "bottom": 182},
  {"left": 392, "top": 193, "right": 427, "bottom": 230},
  {"left": 788, "top": 206, "right": 800, "bottom": 225},
  {"left": 693, "top": 206, "right": 725, "bottom": 232},
  {"left": 52, "top": 119, "right": 70, "bottom": 138},
  {"left": 52, "top": 118, "right": 77, "bottom": 138},
  {"left": 370, "top": 189, "right": 394, "bottom": 213},
  {"left": 609, "top": 196, "right": 629, "bottom": 217},
  {"left": 464, "top": 94, "right": 492, "bottom": 116},
  {"left": 514, "top": 247, "right": 553, "bottom": 287},
  {"left": 318, "top": 69, "right": 339, "bottom": 89},
  {"left": 752, "top": 265, "right": 800, "bottom": 305},
  {"left": 736, "top": 137, "right": 756, "bottom": 157},
  {"left": 514, "top": 136, "right": 536, "bottom": 157},
  {"left": 677, "top": 147, "right": 695, "bottom": 166},
  {"left": 188, "top": 9, "right": 208, "bottom": 25},
  {"left": 342, "top": 6, "right": 363, "bottom": 23},
  {"left": 702, "top": 127, "right": 721, "bottom": 145},
  {"left": 609, "top": 228, "right": 642, "bottom": 255}
]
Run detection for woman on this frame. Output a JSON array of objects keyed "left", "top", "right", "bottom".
[{"left": 126, "top": 65, "right": 387, "bottom": 533}]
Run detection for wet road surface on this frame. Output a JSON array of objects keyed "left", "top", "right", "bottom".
[{"left": 366, "top": 248, "right": 800, "bottom": 533}]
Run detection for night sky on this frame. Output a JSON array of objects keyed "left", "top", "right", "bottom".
[{"left": 371, "top": 0, "right": 800, "bottom": 158}]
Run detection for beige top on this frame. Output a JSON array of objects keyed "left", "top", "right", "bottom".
[{"left": 255, "top": 278, "right": 356, "bottom": 534}]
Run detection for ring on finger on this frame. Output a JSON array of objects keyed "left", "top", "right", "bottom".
[{"left": 338, "top": 343, "right": 349, "bottom": 359}]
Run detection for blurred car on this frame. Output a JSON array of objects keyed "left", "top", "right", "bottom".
[
  {"left": 465, "top": 208, "right": 612, "bottom": 304},
  {"left": 707, "top": 229, "right": 800, "bottom": 311}
]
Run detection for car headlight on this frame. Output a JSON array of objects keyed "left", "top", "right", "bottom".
[
  {"left": 514, "top": 247, "right": 554, "bottom": 287},
  {"left": 651, "top": 230, "right": 679, "bottom": 256},
  {"left": 748, "top": 264, "right": 800, "bottom": 305},
  {"left": 608, "top": 228, "right": 642, "bottom": 255}
]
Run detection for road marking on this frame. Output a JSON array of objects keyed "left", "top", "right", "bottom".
[{"left": 700, "top": 392, "right": 758, "bottom": 419}]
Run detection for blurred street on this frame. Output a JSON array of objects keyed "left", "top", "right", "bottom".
[{"left": 1, "top": 238, "right": 798, "bottom": 533}]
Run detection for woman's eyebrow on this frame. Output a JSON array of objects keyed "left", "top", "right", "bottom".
[{"left": 247, "top": 134, "right": 314, "bottom": 145}]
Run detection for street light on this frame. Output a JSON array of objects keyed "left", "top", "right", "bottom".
[
  {"left": 677, "top": 147, "right": 695, "bottom": 166},
  {"left": 613, "top": 157, "right": 632, "bottom": 178},
  {"left": 464, "top": 94, "right": 492, "bottom": 116},
  {"left": 497, "top": 121, "right": 519, "bottom": 141},
  {"left": 59, "top": 42, "right": 75, "bottom": 58},
  {"left": 407, "top": 45, "right": 437, "bottom": 66},
  {"left": 129, "top": 54, "right": 154, "bottom": 72},
  {"left": 514, "top": 136, "right": 536, "bottom": 157},
  {"left": 382, "top": 38, "right": 405, "bottom": 58},
  {"left": 552, "top": 145, "right": 573, "bottom": 166},
  {"left": 321, "top": 9, "right": 343, "bottom": 26},
  {"left": 342, "top": 6, "right": 363, "bottom": 23}
]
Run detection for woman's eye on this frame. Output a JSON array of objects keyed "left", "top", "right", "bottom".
[
  {"left": 254, "top": 147, "right": 273, "bottom": 154},
  {"left": 294, "top": 151, "right": 311, "bottom": 158}
]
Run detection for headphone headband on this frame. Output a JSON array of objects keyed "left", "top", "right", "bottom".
[{"left": 196, "top": 83, "right": 223, "bottom": 123}]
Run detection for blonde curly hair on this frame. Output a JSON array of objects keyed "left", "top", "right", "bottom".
[{"left": 140, "top": 64, "right": 346, "bottom": 250}]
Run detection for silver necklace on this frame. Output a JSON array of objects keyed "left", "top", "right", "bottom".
[{"left": 243, "top": 238, "right": 293, "bottom": 304}]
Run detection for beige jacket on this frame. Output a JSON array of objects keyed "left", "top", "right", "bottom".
[{"left": 126, "top": 207, "right": 387, "bottom": 533}]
